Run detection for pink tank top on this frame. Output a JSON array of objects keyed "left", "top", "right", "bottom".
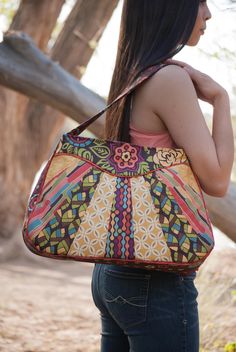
[
  {"left": 129, "top": 123, "right": 176, "bottom": 148},
  {"left": 129, "top": 94, "right": 176, "bottom": 148}
]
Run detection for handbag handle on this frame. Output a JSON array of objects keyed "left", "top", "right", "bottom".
[{"left": 70, "top": 63, "right": 168, "bottom": 136}]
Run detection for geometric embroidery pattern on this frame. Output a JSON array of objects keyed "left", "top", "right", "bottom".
[
  {"left": 23, "top": 135, "right": 214, "bottom": 273},
  {"left": 105, "top": 177, "right": 134, "bottom": 260},
  {"left": 59, "top": 134, "right": 188, "bottom": 177},
  {"left": 130, "top": 177, "right": 172, "bottom": 262},
  {"left": 68, "top": 173, "right": 116, "bottom": 258},
  {"left": 144, "top": 169, "right": 214, "bottom": 263},
  {"left": 29, "top": 158, "right": 102, "bottom": 255}
]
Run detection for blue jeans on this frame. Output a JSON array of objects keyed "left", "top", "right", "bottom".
[{"left": 91, "top": 264, "right": 199, "bottom": 352}]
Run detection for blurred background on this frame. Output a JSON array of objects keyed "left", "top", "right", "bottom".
[{"left": 0, "top": 1, "right": 235, "bottom": 351}]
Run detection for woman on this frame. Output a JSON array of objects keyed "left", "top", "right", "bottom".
[{"left": 91, "top": 1, "right": 234, "bottom": 351}]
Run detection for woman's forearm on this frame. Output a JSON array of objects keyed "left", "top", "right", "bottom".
[{"left": 212, "top": 90, "right": 234, "bottom": 186}]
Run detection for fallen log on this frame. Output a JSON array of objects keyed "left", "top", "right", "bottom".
[{"left": 0, "top": 31, "right": 106, "bottom": 137}]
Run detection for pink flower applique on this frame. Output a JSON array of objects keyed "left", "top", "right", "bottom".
[{"left": 113, "top": 143, "right": 139, "bottom": 170}]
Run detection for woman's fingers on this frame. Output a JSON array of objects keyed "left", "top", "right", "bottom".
[{"left": 164, "top": 59, "right": 225, "bottom": 104}]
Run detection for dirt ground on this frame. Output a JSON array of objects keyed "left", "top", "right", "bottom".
[{"left": 0, "top": 242, "right": 235, "bottom": 352}]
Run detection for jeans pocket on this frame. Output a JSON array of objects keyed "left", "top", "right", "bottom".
[{"left": 104, "top": 268, "right": 150, "bottom": 329}]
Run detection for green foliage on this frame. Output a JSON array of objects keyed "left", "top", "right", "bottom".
[
  {"left": 224, "top": 342, "right": 236, "bottom": 352},
  {"left": 0, "top": 0, "right": 20, "bottom": 29},
  {"left": 231, "top": 290, "right": 236, "bottom": 301},
  {"left": 211, "top": 46, "right": 236, "bottom": 70}
]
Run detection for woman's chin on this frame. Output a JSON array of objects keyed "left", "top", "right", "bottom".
[{"left": 186, "top": 36, "right": 201, "bottom": 47}]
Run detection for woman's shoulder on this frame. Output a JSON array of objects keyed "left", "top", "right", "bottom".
[
  {"left": 151, "top": 63, "right": 193, "bottom": 90},
  {"left": 142, "top": 63, "right": 196, "bottom": 104}
]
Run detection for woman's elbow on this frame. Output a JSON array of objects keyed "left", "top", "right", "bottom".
[{"left": 200, "top": 181, "right": 229, "bottom": 197}]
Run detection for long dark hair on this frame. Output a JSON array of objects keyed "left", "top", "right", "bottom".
[{"left": 105, "top": 0, "right": 200, "bottom": 141}]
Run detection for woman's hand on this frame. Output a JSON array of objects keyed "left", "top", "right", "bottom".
[{"left": 165, "top": 59, "right": 227, "bottom": 105}]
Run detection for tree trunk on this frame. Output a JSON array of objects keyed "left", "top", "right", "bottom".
[
  {"left": 0, "top": 1, "right": 65, "bottom": 252},
  {"left": 52, "top": 0, "right": 119, "bottom": 77},
  {"left": 0, "top": 0, "right": 118, "bottom": 261},
  {"left": 9, "top": 0, "right": 65, "bottom": 49},
  {"left": 22, "top": 0, "right": 119, "bottom": 164}
]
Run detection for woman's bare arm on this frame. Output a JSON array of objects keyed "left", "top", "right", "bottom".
[
  {"left": 211, "top": 91, "right": 233, "bottom": 194},
  {"left": 146, "top": 64, "right": 234, "bottom": 197}
]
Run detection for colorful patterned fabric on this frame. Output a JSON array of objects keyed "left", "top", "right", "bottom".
[{"left": 23, "top": 134, "right": 214, "bottom": 273}]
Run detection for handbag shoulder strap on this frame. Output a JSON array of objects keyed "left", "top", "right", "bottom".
[{"left": 71, "top": 63, "right": 168, "bottom": 136}]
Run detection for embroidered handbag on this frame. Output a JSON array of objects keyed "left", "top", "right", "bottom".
[{"left": 22, "top": 64, "right": 214, "bottom": 274}]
